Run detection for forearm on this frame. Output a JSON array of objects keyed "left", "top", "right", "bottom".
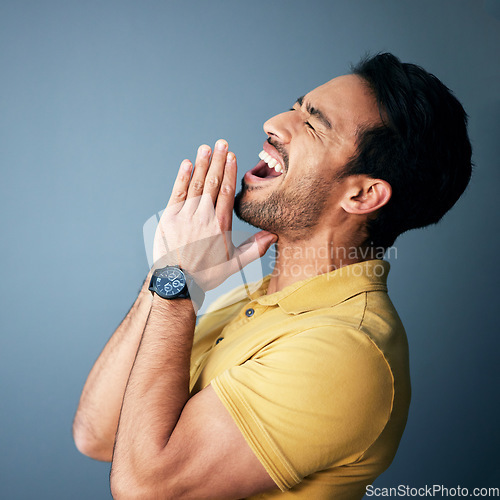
[
  {"left": 73, "top": 274, "right": 153, "bottom": 461},
  {"left": 111, "top": 296, "right": 196, "bottom": 495},
  {"left": 106, "top": 141, "right": 276, "bottom": 499}
]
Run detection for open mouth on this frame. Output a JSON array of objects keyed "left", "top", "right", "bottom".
[{"left": 247, "top": 150, "right": 284, "bottom": 180}]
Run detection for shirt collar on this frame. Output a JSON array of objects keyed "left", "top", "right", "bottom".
[{"left": 250, "top": 260, "right": 390, "bottom": 315}]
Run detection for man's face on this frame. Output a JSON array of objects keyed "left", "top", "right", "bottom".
[{"left": 234, "top": 74, "right": 381, "bottom": 240}]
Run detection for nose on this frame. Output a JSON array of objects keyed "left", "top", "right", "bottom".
[{"left": 263, "top": 110, "right": 297, "bottom": 144}]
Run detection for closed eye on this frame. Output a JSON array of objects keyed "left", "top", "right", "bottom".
[{"left": 290, "top": 106, "right": 315, "bottom": 131}]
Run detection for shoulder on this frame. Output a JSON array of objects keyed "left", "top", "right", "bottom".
[{"left": 212, "top": 323, "right": 396, "bottom": 486}]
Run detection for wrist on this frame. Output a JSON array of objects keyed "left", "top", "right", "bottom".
[
  {"left": 151, "top": 294, "right": 197, "bottom": 319},
  {"left": 148, "top": 265, "right": 205, "bottom": 314},
  {"left": 140, "top": 270, "right": 154, "bottom": 294}
]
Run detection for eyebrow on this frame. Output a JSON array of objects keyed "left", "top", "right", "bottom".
[{"left": 295, "top": 95, "right": 332, "bottom": 130}]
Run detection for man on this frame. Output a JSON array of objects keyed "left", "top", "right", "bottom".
[{"left": 73, "top": 53, "right": 472, "bottom": 499}]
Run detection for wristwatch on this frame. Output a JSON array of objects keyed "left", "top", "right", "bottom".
[{"left": 149, "top": 265, "right": 205, "bottom": 309}]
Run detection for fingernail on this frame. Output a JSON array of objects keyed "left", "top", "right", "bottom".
[
  {"left": 216, "top": 139, "right": 227, "bottom": 151},
  {"left": 257, "top": 231, "right": 277, "bottom": 243},
  {"left": 199, "top": 145, "right": 211, "bottom": 157},
  {"left": 181, "top": 159, "right": 192, "bottom": 171},
  {"left": 227, "top": 152, "right": 235, "bottom": 163}
]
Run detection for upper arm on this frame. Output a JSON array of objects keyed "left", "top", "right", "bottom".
[
  {"left": 211, "top": 326, "right": 395, "bottom": 490},
  {"left": 111, "top": 384, "right": 277, "bottom": 499},
  {"left": 111, "top": 326, "right": 394, "bottom": 499}
]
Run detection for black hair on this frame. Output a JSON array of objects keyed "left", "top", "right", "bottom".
[{"left": 345, "top": 52, "right": 472, "bottom": 249}]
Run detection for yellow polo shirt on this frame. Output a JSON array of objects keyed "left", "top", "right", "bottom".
[{"left": 189, "top": 260, "right": 411, "bottom": 499}]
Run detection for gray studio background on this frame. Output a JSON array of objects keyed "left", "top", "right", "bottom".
[{"left": 1, "top": 0, "right": 499, "bottom": 498}]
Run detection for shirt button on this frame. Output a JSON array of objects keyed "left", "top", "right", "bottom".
[
  {"left": 245, "top": 308, "right": 255, "bottom": 317},
  {"left": 215, "top": 337, "right": 224, "bottom": 345}
]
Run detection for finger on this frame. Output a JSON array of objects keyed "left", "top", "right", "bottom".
[
  {"left": 215, "top": 151, "right": 237, "bottom": 232},
  {"left": 202, "top": 139, "right": 228, "bottom": 204},
  {"left": 233, "top": 231, "right": 278, "bottom": 269},
  {"left": 186, "top": 144, "right": 212, "bottom": 200},
  {"left": 167, "top": 159, "right": 193, "bottom": 210}
]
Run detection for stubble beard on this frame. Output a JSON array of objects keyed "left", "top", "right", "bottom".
[{"left": 234, "top": 170, "right": 337, "bottom": 242}]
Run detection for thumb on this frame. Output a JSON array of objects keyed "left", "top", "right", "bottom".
[
  {"left": 253, "top": 230, "right": 278, "bottom": 256},
  {"left": 234, "top": 231, "right": 278, "bottom": 269}
]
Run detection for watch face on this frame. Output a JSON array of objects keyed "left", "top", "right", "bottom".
[{"left": 154, "top": 267, "right": 187, "bottom": 298}]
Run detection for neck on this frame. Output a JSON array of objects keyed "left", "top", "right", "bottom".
[{"left": 266, "top": 229, "right": 383, "bottom": 295}]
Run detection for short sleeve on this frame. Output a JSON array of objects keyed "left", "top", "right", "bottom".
[{"left": 211, "top": 326, "right": 394, "bottom": 491}]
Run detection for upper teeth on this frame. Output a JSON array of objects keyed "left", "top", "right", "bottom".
[{"left": 259, "top": 150, "right": 283, "bottom": 173}]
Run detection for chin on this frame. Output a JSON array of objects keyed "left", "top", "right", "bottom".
[{"left": 234, "top": 188, "right": 257, "bottom": 227}]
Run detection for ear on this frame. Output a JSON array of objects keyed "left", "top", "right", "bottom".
[{"left": 340, "top": 176, "right": 392, "bottom": 215}]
